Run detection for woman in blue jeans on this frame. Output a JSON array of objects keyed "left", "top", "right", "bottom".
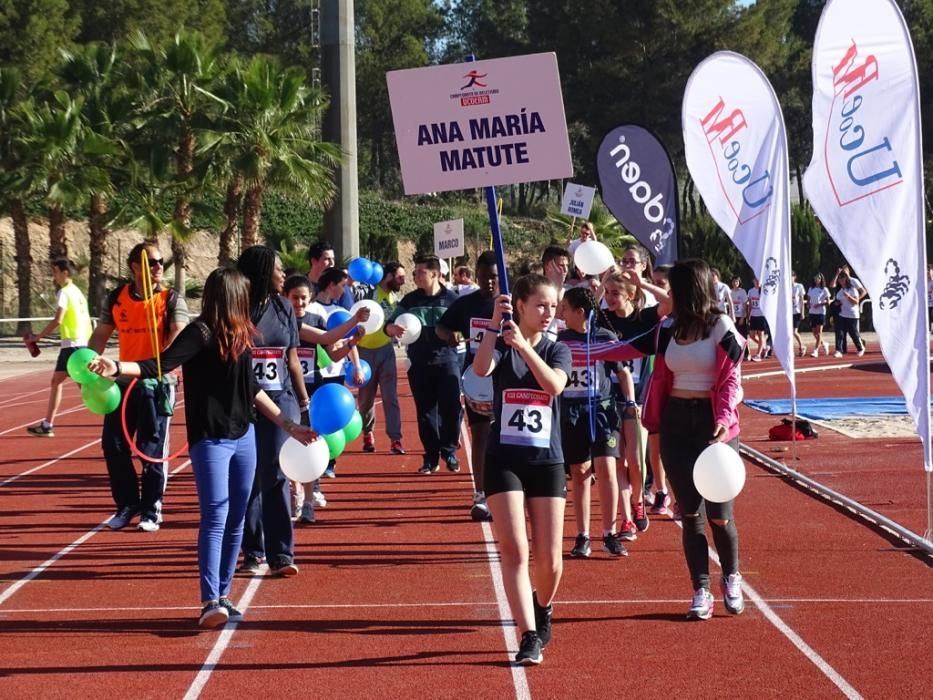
[{"left": 89, "top": 268, "right": 316, "bottom": 628}]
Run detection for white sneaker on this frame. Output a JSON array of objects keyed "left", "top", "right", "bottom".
[
  {"left": 720, "top": 573, "right": 745, "bottom": 615},
  {"left": 833, "top": 351, "right": 843, "bottom": 359},
  {"left": 799, "top": 345, "right": 807, "bottom": 357},
  {"left": 687, "top": 588, "right": 714, "bottom": 620},
  {"left": 857, "top": 349, "right": 865, "bottom": 357},
  {"left": 299, "top": 502, "right": 315, "bottom": 523},
  {"left": 137, "top": 517, "right": 160, "bottom": 532},
  {"left": 810, "top": 349, "right": 819, "bottom": 358},
  {"left": 312, "top": 491, "right": 327, "bottom": 508},
  {"left": 822, "top": 341, "right": 830, "bottom": 355}
]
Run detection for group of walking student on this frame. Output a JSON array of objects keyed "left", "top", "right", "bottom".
[
  {"left": 726, "top": 265, "right": 870, "bottom": 362},
  {"left": 33, "top": 229, "right": 759, "bottom": 666}
]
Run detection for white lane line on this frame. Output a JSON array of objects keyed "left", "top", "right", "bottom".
[
  {"left": 184, "top": 570, "right": 266, "bottom": 700},
  {"left": 461, "top": 421, "right": 531, "bottom": 700},
  {"left": 676, "top": 517, "right": 862, "bottom": 699},
  {"left": 4, "top": 597, "right": 932, "bottom": 615},
  {"left": 743, "top": 359, "right": 876, "bottom": 380},
  {"left": 1, "top": 398, "right": 189, "bottom": 485},
  {"left": 0, "top": 387, "right": 46, "bottom": 408},
  {"left": 182, "top": 397, "right": 384, "bottom": 698},
  {"left": 0, "top": 439, "right": 101, "bottom": 487},
  {"left": 0, "top": 460, "right": 192, "bottom": 607},
  {"left": 0, "top": 401, "right": 87, "bottom": 437}
]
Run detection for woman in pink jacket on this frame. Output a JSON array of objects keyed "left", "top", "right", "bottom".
[{"left": 565, "top": 259, "right": 746, "bottom": 621}]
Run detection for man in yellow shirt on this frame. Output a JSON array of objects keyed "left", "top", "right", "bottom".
[
  {"left": 359, "top": 262, "right": 407, "bottom": 454},
  {"left": 26, "top": 259, "right": 93, "bottom": 438}
]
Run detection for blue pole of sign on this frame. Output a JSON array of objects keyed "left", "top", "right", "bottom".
[{"left": 466, "top": 54, "right": 510, "bottom": 305}]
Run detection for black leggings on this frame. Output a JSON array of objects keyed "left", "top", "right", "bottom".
[{"left": 659, "top": 397, "right": 740, "bottom": 591}]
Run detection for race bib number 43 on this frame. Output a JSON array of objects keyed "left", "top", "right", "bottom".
[
  {"left": 253, "top": 347, "right": 286, "bottom": 391},
  {"left": 296, "top": 347, "right": 316, "bottom": 383},
  {"left": 500, "top": 389, "right": 552, "bottom": 448},
  {"left": 469, "top": 317, "right": 491, "bottom": 352},
  {"left": 563, "top": 362, "right": 594, "bottom": 399}
]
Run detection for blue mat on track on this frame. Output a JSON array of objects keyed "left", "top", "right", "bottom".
[{"left": 743, "top": 396, "right": 925, "bottom": 420}]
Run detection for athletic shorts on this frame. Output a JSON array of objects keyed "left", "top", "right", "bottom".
[
  {"left": 749, "top": 316, "right": 768, "bottom": 332},
  {"left": 55, "top": 346, "right": 82, "bottom": 373},
  {"left": 484, "top": 460, "right": 567, "bottom": 499},
  {"left": 561, "top": 403, "right": 621, "bottom": 465},
  {"left": 792, "top": 313, "right": 801, "bottom": 329},
  {"left": 809, "top": 313, "right": 825, "bottom": 327}
]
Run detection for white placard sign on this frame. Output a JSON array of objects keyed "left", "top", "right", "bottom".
[
  {"left": 386, "top": 53, "right": 573, "bottom": 194},
  {"left": 559, "top": 183, "right": 596, "bottom": 219},
  {"left": 433, "top": 218, "right": 465, "bottom": 258}
]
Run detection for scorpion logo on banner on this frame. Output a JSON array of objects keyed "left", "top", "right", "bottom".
[
  {"left": 878, "top": 258, "right": 910, "bottom": 311},
  {"left": 762, "top": 257, "right": 780, "bottom": 295}
]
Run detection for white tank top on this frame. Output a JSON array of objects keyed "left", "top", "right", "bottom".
[{"left": 666, "top": 333, "right": 717, "bottom": 392}]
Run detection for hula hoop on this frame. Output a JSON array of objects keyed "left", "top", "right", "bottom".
[{"left": 120, "top": 376, "right": 189, "bottom": 463}]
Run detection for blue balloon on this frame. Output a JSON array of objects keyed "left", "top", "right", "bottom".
[
  {"left": 348, "top": 257, "right": 373, "bottom": 283},
  {"left": 344, "top": 358, "right": 372, "bottom": 387},
  {"left": 326, "top": 309, "right": 353, "bottom": 333},
  {"left": 310, "top": 383, "right": 357, "bottom": 434},
  {"left": 368, "top": 262, "right": 384, "bottom": 286}
]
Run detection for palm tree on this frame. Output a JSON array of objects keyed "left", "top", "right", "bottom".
[
  {"left": 0, "top": 68, "right": 34, "bottom": 333},
  {"left": 127, "top": 30, "right": 226, "bottom": 291},
  {"left": 58, "top": 43, "right": 131, "bottom": 313},
  {"left": 206, "top": 56, "right": 341, "bottom": 251},
  {"left": 16, "top": 92, "right": 88, "bottom": 261}
]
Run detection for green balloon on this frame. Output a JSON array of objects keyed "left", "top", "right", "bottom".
[
  {"left": 342, "top": 410, "right": 363, "bottom": 443},
  {"left": 323, "top": 430, "right": 346, "bottom": 460},
  {"left": 82, "top": 381, "right": 121, "bottom": 415},
  {"left": 66, "top": 348, "right": 100, "bottom": 384},
  {"left": 85, "top": 374, "right": 115, "bottom": 391}
]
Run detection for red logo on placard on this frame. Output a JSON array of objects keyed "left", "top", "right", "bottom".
[
  {"left": 450, "top": 70, "right": 498, "bottom": 107},
  {"left": 461, "top": 71, "right": 487, "bottom": 90}
]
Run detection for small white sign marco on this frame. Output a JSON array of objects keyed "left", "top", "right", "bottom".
[{"left": 434, "top": 218, "right": 465, "bottom": 258}]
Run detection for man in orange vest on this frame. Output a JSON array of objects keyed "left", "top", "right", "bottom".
[{"left": 88, "top": 243, "right": 189, "bottom": 531}]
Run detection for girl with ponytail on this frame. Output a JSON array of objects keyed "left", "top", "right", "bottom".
[{"left": 556, "top": 287, "right": 628, "bottom": 558}]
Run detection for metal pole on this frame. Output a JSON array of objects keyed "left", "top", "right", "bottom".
[
  {"left": 321, "top": 0, "right": 360, "bottom": 262},
  {"left": 740, "top": 442, "right": 933, "bottom": 556}
]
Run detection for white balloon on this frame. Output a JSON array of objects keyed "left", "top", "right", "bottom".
[
  {"left": 395, "top": 312, "right": 423, "bottom": 346},
  {"left": 693, "top": 442, "right": 746, "bottom": 503},
  {"left": 279, "top": 437, "right": 330, "bottom": 484},
  {"left": 574, "top": 240, "right": 615, "bottom": 276},
  {"left": 350, "top": 299, "right": 385, "bottom": 335}
]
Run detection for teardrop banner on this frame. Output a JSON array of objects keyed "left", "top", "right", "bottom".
[
  {"left": 802, "top": 0, "right": 930, "bottom": 473},
  {"left": 596, "top": 124, "right": 679, "bottom": 266}
]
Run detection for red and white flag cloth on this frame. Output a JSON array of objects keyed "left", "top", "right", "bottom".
[
  {"left": 803, "top": 0, "right": 930, "bottom": 472},
  {"left": 682, "top": 51, "right": 796, "bottom": 397}
]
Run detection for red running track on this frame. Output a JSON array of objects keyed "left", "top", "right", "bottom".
[{"left": 0, "top": 360, "right": 930, "bottom": 699}]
